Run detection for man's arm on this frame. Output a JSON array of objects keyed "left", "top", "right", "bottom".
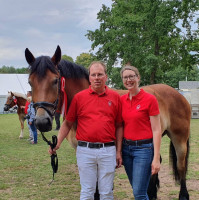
[{"left": 49, "top": 119, "right": 74, "bottom": 154}]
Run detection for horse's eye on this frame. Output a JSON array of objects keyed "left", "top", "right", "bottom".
[
  {"left": 53, "top": 79, "right": 58, "bottom": 85},
  {"left": 28, "top": 81, "right": 32, "bottom": 87}
]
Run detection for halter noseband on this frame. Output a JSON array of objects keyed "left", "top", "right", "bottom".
[{"left": 33, "top": 100, "right": 58, "bottom": 118}]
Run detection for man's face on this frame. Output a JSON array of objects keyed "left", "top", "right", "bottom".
[{"left": 89, "top": 64, "right": 107, "bottom": 92}]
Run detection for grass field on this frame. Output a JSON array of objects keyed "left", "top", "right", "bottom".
[{"left": 0, "top": 114, "right": 198, "bottom": 200}]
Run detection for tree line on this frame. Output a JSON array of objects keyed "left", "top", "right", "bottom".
[{"left": 1, "top": 0, "right": 198, "bottom": 89}]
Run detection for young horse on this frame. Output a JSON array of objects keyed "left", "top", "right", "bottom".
[
  {"left": 4, "top": 91, "right": 27, "bottom": 138},
  {"left": 25, "top": 46, "right": 191, "bottom": 200}
]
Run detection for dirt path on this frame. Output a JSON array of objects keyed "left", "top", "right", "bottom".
[{"left": 114, "top": 164, "right": 199, "bottom": 200}]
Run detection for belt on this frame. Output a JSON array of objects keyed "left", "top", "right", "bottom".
[
  {"left": 123, "top": 138, "right": 153, "bottom": 146},
  {"left": 78, "top": 141, "right": 115, "bottom": 149}
]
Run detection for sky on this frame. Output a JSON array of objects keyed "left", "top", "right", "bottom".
[{"left": 0, "top": 0, "right": 112, "bottom": 68}]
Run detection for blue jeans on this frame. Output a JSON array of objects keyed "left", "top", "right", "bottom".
[
  {"left": 122, "top": 141, "right": 154, "bottom": 200},
  {"left": 29, "top": 121, "right": 37, "bottom": 143}
]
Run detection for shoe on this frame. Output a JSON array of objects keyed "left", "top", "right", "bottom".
[
  {"left": 27, "top": 137, "right": 33, "bottom": 141},
  {"left": 30, "top": 141, "right": 37, "bottom": 144},
  {"left": 54, "top": 128, "right": 60, "bottom": 131}
]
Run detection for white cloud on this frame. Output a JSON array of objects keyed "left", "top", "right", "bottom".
[{"left": 0, "top": 0, "right": 112, "bottom": 68}]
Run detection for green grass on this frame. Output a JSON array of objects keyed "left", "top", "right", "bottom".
[{"left": 0, "top": 114, "right": 199, "bottom": 199}]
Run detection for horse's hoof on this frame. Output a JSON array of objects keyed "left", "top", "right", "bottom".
[
  {"left": 179, "top": 198, "right": 188, "bottom": 200},
  {"left": 179, "top": 194, "right": 189, "bottom": 200},
  {"left": 19, "top": 136, "right": 23, "bottom": 139}
]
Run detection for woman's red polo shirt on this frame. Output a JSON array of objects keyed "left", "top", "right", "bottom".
[
  {"left": 66, "top": 86, "right": 122, "bottom": 143},
  {"left": 121, "top": 89, "right": 159, "bottom": 141}
]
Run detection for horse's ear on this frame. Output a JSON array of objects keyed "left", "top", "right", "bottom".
[
  {"left": 51, "top": 45, "right": 61, "bottom": 66},
  {"left": 25, "top": 48, "right": 35, "bottom": 65}
]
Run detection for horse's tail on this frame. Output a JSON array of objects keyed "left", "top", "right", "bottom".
[{"left": 169, "top": 139, "right": 189, "bottom": 183}]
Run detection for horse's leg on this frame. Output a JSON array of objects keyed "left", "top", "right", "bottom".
[
  {"left": 94, "top": 182, "right": 100, "bottom": 200},
  {"left": 147, "top": 156, "right": 162, "bottom": 200},
  {"left": 170, "top": 137, "right": 189, "bottom": 200},
  {"left": 19, "top": 116, "right": 24, "bottom": 139}
]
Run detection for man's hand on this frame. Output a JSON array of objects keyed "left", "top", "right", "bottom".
[
  {"left": 48, "top": 145, "right": 59, "bottom": 155},
  {"left": 116, "top": 151, "right": 122, "bottom": 168}
]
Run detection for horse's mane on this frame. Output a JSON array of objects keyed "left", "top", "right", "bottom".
[
  {"left": 29, "top": 56, "right": 58, "bottom": 78},
  {"left": 8, "top": 92, "right": 27, "bottom": 100},
  {"left": 29, "top": 56, "right": 89, "bottom": 82},
  {"left": 58, "top": 60, "right": 89, "bottom": 81}
]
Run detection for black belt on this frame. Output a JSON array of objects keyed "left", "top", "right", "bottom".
[
  {"left": 123, "top": 138, "right": 153, "bottom": 146},
  {"left": 78, "top": 141, "right": 115, "bottom": 149}
]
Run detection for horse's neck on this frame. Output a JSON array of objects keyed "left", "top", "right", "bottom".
[{"left": 16, "top": 97, "right": 27, "bottom": 106}]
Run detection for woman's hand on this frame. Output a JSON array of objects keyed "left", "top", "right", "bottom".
[{"left": 151, "top": 158, "right": 160, "bottom": 175}]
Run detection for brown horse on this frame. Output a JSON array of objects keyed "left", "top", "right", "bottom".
[
  {"left": 25, "top": 46, "right": 191, "bottom": 200},
  {"left": 4, "top": 91, "right": 27, "bottom": 138}
]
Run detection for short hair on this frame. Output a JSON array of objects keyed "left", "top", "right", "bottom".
[
  {"left": 120, "top": 65, "right": 140, "bottom": 79},
  {"left": 88, "top": 61, "right": 107, "bottom": 75}
]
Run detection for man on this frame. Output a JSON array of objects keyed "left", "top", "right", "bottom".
[
  {"left": 49, "top": 61, "right": 123, "bottom": 200},
  {"left": 54, "top": 111, "right": 61, "bottom": 130}
]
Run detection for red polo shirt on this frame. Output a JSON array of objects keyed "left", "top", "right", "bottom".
[
  {"left": 121, "top": 89, "right": 159, "bottom": 141},
  {"left": 66, "top": 86, "right": 122, "bottom": 143}
]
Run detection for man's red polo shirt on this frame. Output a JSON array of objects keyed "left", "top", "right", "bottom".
[
  {"left": 66, "top": 86, "right": 122, "bottom": 143},
  {"left": 121, "top": 89, "right": 159, "bottom": 141}
]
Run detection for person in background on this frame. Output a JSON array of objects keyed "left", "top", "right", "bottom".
[
  {"left": 21, "top": 91, "right": 33, "bottom": 141},
  {"left": 49, "top": 61, "right": 123, "bottom": 200},
  {"left": 54, "top": 110, "right": 61, "bottom": 130},
  {"left": 120, "top": 65, "right": 161, "bottom": 200},
  {"left": 27, "top": 96, "right": 38, "bottom": 144}
]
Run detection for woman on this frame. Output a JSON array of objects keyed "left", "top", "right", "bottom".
[{"left": 120, "top": 65, "right": 161, "bottom": 200}]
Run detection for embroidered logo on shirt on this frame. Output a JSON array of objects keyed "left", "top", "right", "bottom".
[
  {"left": 108, "top": 101, "right": 112, "bottom": 106},
  {"left": 136, "top": 104, "right": 141, "bottom": 110}
]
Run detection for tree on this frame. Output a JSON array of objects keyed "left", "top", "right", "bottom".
[
  {"left": 163, "top": 65, "right": 199, "bottom": 88},
  {"left": 87, "top": 0, "right": 199, "bottom": 87},
  {"left": 0, "top": 66, "right": 28, "bottom": 73},
  {"left": 62, "top": 55, "right": 74, "bottom": 62},
  {"left": 75, "top": 53, "right": 96, "bottom": 68}
]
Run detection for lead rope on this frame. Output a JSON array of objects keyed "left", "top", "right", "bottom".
[{"left": 41, "top": 132, "right": 58, "bottom": 185}]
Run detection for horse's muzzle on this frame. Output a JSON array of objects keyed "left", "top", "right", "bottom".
[
  {"left": 35, "top": 115, "right": 53, "bottom": 132},
  {"left": 4, "top": 105, "right": 9, "bottom": 111}
]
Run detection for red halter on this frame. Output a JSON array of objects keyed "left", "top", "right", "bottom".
[{"left": 61, "top": 77, "right": 67, "bottom": 118}]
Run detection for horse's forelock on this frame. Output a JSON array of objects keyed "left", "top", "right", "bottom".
[{"left": 29, "top": 56, "right": 58, "bottom": 78}]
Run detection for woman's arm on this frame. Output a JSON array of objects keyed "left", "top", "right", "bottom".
[{"left": 150, "top": 114, "right": 161, "bottom": 175}]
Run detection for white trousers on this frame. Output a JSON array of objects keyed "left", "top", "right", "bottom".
[{"left": 76, "top": 145, "right": 116, "bottom": 200}]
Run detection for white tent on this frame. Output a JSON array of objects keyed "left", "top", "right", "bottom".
[{"left": 0, "top": 74, "right": 31, "bottom": 114}]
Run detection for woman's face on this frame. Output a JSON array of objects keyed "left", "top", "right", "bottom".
[{"left": 122, "top": 69, "right": 140, "bottom": 91}]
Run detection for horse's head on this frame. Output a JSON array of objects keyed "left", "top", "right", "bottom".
[
  {"left": 25, "top": 46, "right": 61, "bottom": 132},
  {"left": 4, "top": 92, "right": 16, "bottom": 111}
]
